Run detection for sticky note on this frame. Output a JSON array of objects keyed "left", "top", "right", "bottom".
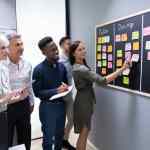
[
  {"left": 107, "top": 45, "right": 113, "bottom": 52},
  {"left": 106, "top": 36, "right": 110, "bottom": 43},
  {"left": 122, "top": 68, "right": 130, "bottom": 75},
  {"left": 97, "top": 45, "right": 101, "bottom": 52},
  {"left": 97, "top": 61, "right": 102, "bottom": 67},
  {"left": 133, "top": 42, "right": 139, "bottom": 51},
  {"left": 132, "top": 31, "right": 139, "bottom": 40},
  {"left": 115, "top": 34, "right": 121, "bottom": 42},
  {"left": 97, "top": 53, "right": 101, "bottom": 60},
  {"left": 143, "top": 26, "right": 150, "bottom": 36},
  {"left": 131, "top": 54, "right": 139, "bottom": 62},
  {"left": 102, "top": 45, "right": 107, "bottom": 52},
  {"left": 125, "top": 52, "right": 131, "bottom": 61},
  {"left": 98, "top": 37, "right": 102, "bottom": 44},
  {"left": 123, "top": 76, "right": 129, "bottom": 85},
  {"left": 101, "top": 68, "right": 107, "bottom": 75},
  {"left": 147, "top": 51, "right": 150, "bottom": 60},
  {"left": 145, "top": 41, "right": 150, "bottom": 50},
  {"left": 117, "top": 50, "right": 123, "bottom": 57},
  {"left": 102, "top": 60, "right": 107, "bottom": 67},
  {"left": 102, "top": 37, "right": 105, "bottom": 44},
  {"left": 108, "top": 62, "right": 113, "bottom": 69},
  {"left": 102, "top": 53, "right": 107, "bottom": 59},
  {"left": 125, "top": 43, "right": 131, "bottom": 51},
  {"left": 108, "top": 54, "right": 113, "bottom": 61},
  {"left": 116, "top": 59, "right": 122, "bottom": 67},
  {"left": 121, "top": 33, "right": 128, "bottom": 42}
]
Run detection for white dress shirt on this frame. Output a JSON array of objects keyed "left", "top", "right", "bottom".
[{"left": 3, "top": 57, "right": 34, "bottom": 106}]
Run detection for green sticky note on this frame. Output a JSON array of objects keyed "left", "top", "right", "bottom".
[
  {"left": 123, "top": 76, "right": 129, "bottom": 85},
  {"left": 117, "top": 50, "right": 123, "bottom": 57},
  {"left": 97, "top": 45, "right": 101, "bottom": 52},
  {"left": 102, "top": 60, "right": 107, "bottom": 67},
  {"left": 132, "top": 31, "right": 139, "bottom": 40}
]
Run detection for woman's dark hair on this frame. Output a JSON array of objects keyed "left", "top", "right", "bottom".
[{"left": 69, "top": 40, "right": 90, "bottom": 69}]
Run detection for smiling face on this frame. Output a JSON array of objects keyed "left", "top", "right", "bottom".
[
  {"left": 73, "top": 42, "right": 86, "bottom": 63},
  {"left": 41, "top": 41, "right": 59, "bottom": 62},
  {"left": 0, "top": 36, "right": 9, "bottom": 60}
]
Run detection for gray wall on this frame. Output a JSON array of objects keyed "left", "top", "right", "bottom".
[{"left": 69, "top": 0, "right": 150, "bottom": 150}]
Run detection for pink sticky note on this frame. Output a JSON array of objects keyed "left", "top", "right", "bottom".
[
  {"left": 108, "top": 62, "right": 113, "bottom": 69},
  {"left": 125, "top": 43, "right": 131, "bottom": 51},
  {"left": 108, "top": 54, "right": 113, "bottom": 61},
  {"left": 125, "top": 52, "right": 131, "bottom": 61},
  {"left": 102, "top": 45, "right": 107, "bottom": 52},
  {"left": 115, "top": 34, "right": 121, "bottom": 42},
  {"left": 144, "top": 26, "right": 150, "bottom": 36},
  {"left": 147, "top": 51, "right": 150, "bottom": 60}
]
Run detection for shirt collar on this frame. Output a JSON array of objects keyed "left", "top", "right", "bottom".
[{"left": 44, "top": 58, "right": 58, "bottom": 68}]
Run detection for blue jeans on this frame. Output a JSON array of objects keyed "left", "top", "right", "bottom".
[{"left": 39, "top": 101, "right": 66, "bottom": 150}]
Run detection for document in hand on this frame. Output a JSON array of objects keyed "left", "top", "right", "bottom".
[{"left": 49, "top": 85, "right": 73, "bottom": 101}]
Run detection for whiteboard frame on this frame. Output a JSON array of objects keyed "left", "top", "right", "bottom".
[{"left": 95, "top": 8, "right": 150, "bottom": 98}]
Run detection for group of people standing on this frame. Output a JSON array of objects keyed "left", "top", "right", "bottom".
[{"left": 0, "top": 33, "right": 130, "bottom": 150}]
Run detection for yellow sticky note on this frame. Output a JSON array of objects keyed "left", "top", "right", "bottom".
[
  {"left": 116, "top": 59, "right": 122, "bottom": 67},
  {"left": 102, "top": 37, "right": 105, "bottom": 44},
  {"left": 107, "top": 45, "right": 113, "bottom": 52},
  {"left": 133, "top": 41, "right": 139, "bottom": 51},
  {"left": 123, "top": 76, "right": 129, "bottom": 85},
  {"left": 97, "top": 45, "right": 101, "bottom": 52},
  {"left": 132, "top": 31, "right": 139, "bottom": 40},
  {"left": 121, "top": 33, "right": 128, "bottom": 42},
  {"left": 117, "top": 50, "right": 123, "bottom": 57},
  {"left": 98, "top": 37, "right": 102, "bottom": 44},
  {"left": 97, "top": 53, "right": 101, "bottom": 60},
  {"left": 101, "top": 68, "right": 107, "bottom": 75}
]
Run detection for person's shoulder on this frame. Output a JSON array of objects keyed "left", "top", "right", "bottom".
[
  {"left": 33, "top": 61, "right": 45, "bottom": 73},
  {"left": 73, "top": 64, "right": 89, "bottom": 72},
  {"left": 21, "top": 58, "right": 32, "bottom": 68}
]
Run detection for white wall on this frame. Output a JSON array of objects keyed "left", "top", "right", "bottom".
[{"left": 16, "top": 0, "right": 66, "bottom": 139}]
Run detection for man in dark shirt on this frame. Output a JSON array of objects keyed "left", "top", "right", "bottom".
[{"left": 32, "top": 37, "right": 68, "bottom": 150}]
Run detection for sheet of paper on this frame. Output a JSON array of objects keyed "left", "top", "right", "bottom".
[
  {"left": 147, "top": 51, "right": 150, "bottom": 60},
  {"left": 50, "top": 85, "right": 73, "bottom": 100},
  {"left": 123, "top": 76, "right": 129, "bottom": 85},
  {"left": 145, "top": 41, "right": 150, "bottom": 50},
  {"left": 122, "top": 68, "right": 130, "bottom": 75},
  {"left": 133, "top": 41, "right": 139, "bottom": 51},
  {"left": 108, "top": 62, "right": 113, "bottom": 69},
  {"left": 108, "top": 54, "right": 113, "bottom": 61},
  {"left": 143, "top": 26, "right": 150, "bottom": 36},
  {"left": 107, "top": 45, "right": 113, "bottom": 52},
  {"left": 9, "top": 144, "right": 26, "bottom": 150},
  {"left": 121, "top": 33, "right": 128, "bottom": 42},
  {"left": 131, "top": 54, "right": 139, "bottom": 62},
  {"left": 132, "top": 31, "right": 139, "bottom": 40},
  {"left": 106, "top": 36, "right": 110, "bottom": 43},
  {"left": 115, "top": 34, "right": 121, "bottom": 42},
  {"left": 117, "top": 50, "right": 123, "bottom": 57},
  {"left": 116, "top": 59, "right": 122, "bottom": 67},
  {"left": 102, "top": 45, "right": 107, "bottom": 52},
  {"left": 102, "top": 60, "right": 107, "bottom": 67},
  {"left": 101, "top": 68, "right": 106, "bottom": 75},
  {"left": 102, "top": 53, "right": 107, "bottom": 59},
  {"left": 125, "top": 43, "right": 131, "bottom": 51}
]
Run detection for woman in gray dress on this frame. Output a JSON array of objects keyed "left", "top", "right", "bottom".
[{"left": 69, "top": 41, "right": 130, "bottom": 150}]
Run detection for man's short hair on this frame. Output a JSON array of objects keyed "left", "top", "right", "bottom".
[
  {"left": 7, "top": 33, "right": 21, "bottom": 41},
  {"left": 59, "top": 36, "right": 70, "bottom": 46},
  {"left": 38, "top": 36, "right": 53, "bottom": 50}
]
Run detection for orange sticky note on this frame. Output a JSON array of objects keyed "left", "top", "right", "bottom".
[
  {"left": 115, "top": 34, "right": 121, "bottom": 42},
  {"left": 107, "top": 45, "right": 113, "bottom": 52},
  {"left": 116, "top": 59, "right": 122, "bottom": 67},
  {"left": 97, "top": 53, "right": 101, "bottom": 60},
  {"left": 121, "top": 33, "right": 128, "bottom": 42},
  {"left": 133, "top": 41, "right": 139, "bottom": 51},
  {"left": 101, "top": 68, "right": 107, "bottom": 75}
]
